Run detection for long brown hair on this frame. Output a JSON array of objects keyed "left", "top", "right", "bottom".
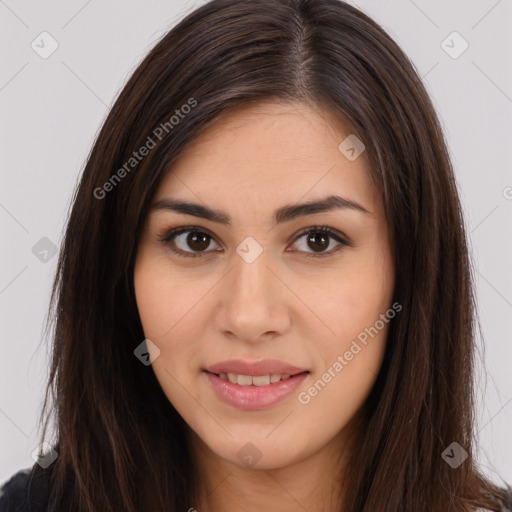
[{"left": 37, "top": 0, "right": 509, "bottom": 510}]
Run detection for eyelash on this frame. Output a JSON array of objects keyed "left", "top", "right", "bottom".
[{"left": 156, "top": 225, "right": 352, "bottom": 259}]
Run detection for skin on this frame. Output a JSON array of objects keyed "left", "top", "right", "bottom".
[{"left": 134, "top": 100, "right": 396, "bottom": 511}]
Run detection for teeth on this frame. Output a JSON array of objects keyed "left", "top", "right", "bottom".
[
  {"left": 252, "top": 375, "right": 270, "bottom": 386},
  {"left": 237, "top": 374, "right": 253, "bottom": 386},
  {"left": 219, "top": 372, "right": 294, "bottom": 386}
]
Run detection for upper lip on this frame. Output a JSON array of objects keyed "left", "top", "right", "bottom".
[{"left": 205, "top": 359, "right": 309, "bottom": 376}]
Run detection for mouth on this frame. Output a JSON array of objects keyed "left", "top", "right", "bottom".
[
  {"left": 203, "top": 359, "right": 309, "bottom": 410},
  {"left": 209, "top": 371, "right": 300, "bottom": 386}
]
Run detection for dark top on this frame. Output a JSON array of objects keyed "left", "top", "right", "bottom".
[
  {"left": 0, "top": 462, "right": 52, "bottom": 511},
  {"left": 1, "top": 461, "right": 512, "bottom": 511}
]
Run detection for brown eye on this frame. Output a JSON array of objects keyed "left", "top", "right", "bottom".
[
  {"left": 161, "top": 228, "right": 220, "bottom": 257},
  {"left": 185, "top": 231, "right": 212, "bottom": 252},
  {"left": 306, "top": 232, "right": 330, "bottom": 252},
  {"left": 289, "top": 226, "right": 348, "bottom": 257},
  {"left": 171, "top": 229, "right": 219, "bottom": 257},
  {"left": 158, "top": 225, "right": 350, "bottom": 259}
]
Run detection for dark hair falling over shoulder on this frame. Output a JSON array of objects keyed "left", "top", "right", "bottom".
[{"left": 35, "top": 0, "right": 510, "bottom": 510}]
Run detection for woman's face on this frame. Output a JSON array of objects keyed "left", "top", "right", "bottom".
[{"left": 134, "top": 100, "right": 395, "bottom": 471}]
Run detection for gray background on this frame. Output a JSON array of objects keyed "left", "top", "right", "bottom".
[{"left": 1, "top": 0, "right": 511, "bottom": 487}]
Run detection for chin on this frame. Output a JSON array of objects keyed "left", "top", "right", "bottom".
[{"left": 201, "top": 430, "right": 312, "bottom": 471}]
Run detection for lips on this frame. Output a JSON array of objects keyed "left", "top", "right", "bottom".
[{"left": 203, "top": 359, "right": 309, "bottom": 410}]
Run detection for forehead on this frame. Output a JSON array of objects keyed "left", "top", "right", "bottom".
[{"left": 153, "top": 100, "right": 380, "bottom": 219}]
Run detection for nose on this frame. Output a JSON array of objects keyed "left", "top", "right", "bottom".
[{"left": 215, "top": 245, "right": 292, "bottom": 343}]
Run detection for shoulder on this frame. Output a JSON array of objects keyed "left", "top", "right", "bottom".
[{"left": 0, "top": 462, "right": 52, "bottom": 511}]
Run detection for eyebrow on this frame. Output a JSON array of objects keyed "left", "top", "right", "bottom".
[{"left": 149, "top": 195, "right": 373, "bottom": 227}]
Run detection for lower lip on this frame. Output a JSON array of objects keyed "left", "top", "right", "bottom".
[{"left": 204, "top": 371, "right": 309, "bottom": 410}]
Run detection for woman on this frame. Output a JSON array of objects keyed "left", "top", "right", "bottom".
[{"left": 1, "top": 0, "right": 510, "bottom": 510}]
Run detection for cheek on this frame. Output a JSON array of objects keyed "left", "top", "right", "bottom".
[
  {"left": 301, "top": 249, "right": 393, "bottom": 407},
  {"left": 134, "top": 276, "right": 173, "bottom": 344},
  {"left": 133, "top": 254, "right": 195, "bottom": 413},
  {"left": 133, "top": 249, "right": 208, "bottom": 384},
  {"left": 134, "top": 249, "right": 199, "bottom": 338},
  {"left": 302, "top": 304, "right": 391, "bottom": 432},
  {"left": 306, "top": 264, "right": 394, "bottom": 353},
  {"left": 304, "top": 337, "right": 386, "bottom": 435}
]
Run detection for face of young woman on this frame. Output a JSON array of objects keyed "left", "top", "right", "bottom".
[{"left": 134, "top": 100, "right": 396, "bottom": 472}]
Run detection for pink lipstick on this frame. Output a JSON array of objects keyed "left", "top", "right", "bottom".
[{"left": 203, "top": 359, "right": 309, "bottom": 410}]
